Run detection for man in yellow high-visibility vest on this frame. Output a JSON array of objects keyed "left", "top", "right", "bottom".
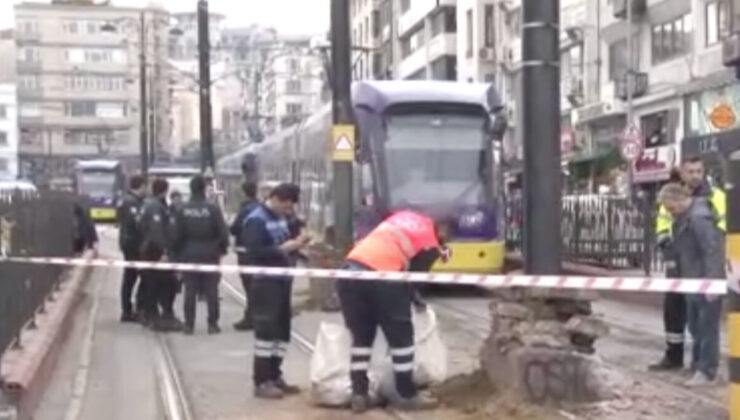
[{"left": 649, "top": 157, "right": 726, "bottom": 372}]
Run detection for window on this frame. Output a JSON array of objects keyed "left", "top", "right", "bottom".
[
  {"left": 609, "top": 37, "right": 638, "bottom": 81},
  {"left": 652, "top": 14, "right": 693, "bottom": 64},
  {"left": 400, "top": 27, "right": 423, "bottom": 58},
  {"left": 286, "top": 80, "right": 301, "bottom": 94},
  {"left": 19, "top": 75, "right": 39, "bottom": 90},
  {"left": 400, "top": 0, "right": 411, "bottom": 13},
  {"left": 372, "top": 10, "right": 381, "bottom": 38},
  {"left": 96, "top": 102, "right": 126, "bottom": 118},
  {"left": 431, "top": 7, "right": 456, "bottom": 36},
  {"left": 365, "top": 17, "right": 370, "bottom": 43},
  {"left": 466, "top": 10, "right": 474, "bottom": 58},
  {"left": 18, "top": 47, "right": 39, "bottom": 63},
  {"left": 484, "top": 5, "right": 495, "bottom": 47},
  {"left": 0, "top": 132, "right": 7, "bottom": 146},
  {"left": 286, "top": 103, "right": 302, "bottom": 114},
  {"left": 19, "top": 103, "right": 41, "bottom": 117},
  {"left": 66, "top": 101, "right": 96, "bottom": 117},
  {"left": 706, "top": 1, "right": 730, "bottom": 46},
  {"left": 0, "top": 105, "right": 6, "bottom": 119},
  {"left": 641, "top": 110, "right": 678, "bottom": 147},
  {"left": 66, "top": 48, "right": 127, "bottom": 64},
  {"left": 0, "top": 158, "right": 8, "bottom": 173}
]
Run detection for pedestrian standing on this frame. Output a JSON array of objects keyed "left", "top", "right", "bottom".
[
  {"left": 657, "top": 183, "right": 725, "bottom": 386},
  {"left": 242, "top": 183, "right": 307, "bottom": 399},
  {"left": 232, "top": 181, "right": 260, "bottom": 331},
  {"left": 139, "top": 178, "right": 180, "bottom": 330},
  {"left": 73, "top": 200, "right": 98, "bottom": 253},
  {"left": 650, "top": 158, "right": 726, "bottom": 371},
  {"left": 117, "top": 175, "right": 146, "bottom": 323},
  {"left": 171, "top": 175, "right": 229, "bottom": 335},
  {"left": 338, "top": 210, "right": 450, "bottom": 413}
]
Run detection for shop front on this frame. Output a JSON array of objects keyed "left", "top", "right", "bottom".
[{"left": 683, "top": 81, "right": 740, "bottom": 185}]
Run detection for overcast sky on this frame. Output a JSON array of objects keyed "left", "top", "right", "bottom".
[{"left": 1, "top": 0, "right": 330, "bottom": 35}]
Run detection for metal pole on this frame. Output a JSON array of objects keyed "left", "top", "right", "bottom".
[
  {"left": 197, "top": 0, "right": 214, "bottom": 172},
  {"left": 522, "top": 0, "right": 561, "bottom": 274},
  {"left": 139, "top": 10, "right": 149, "bottom": 180},
  {"left": 330, "top": 0, "right": 354, "bottom": 252},
  {"left": 626, "top": 0, "right": 634, "bottom": 195}
]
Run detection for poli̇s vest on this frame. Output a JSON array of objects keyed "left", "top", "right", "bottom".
[{"left": 346, "top": 211, "right": 440, "bottom": 272}]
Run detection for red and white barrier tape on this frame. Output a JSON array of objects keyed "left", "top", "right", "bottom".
[{"left": 0, "top": 255, "right": 728, "bottom": 295}]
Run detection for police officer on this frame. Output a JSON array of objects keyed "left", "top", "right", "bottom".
[
  {"left": 242, "top": 183, "right": 307, "bottom": 399},
  {"left": 118, "top": 175, "right": 146, "bottom": 322},
  {"left": 138, "top": 178, "right": 181, "bottom": 330},
  {"left": 650, "top": 157, "right": 726, "bottom": 371},
  {"left": 338, "top": 210, "right": 450, "bottom": 413},
  {"left": 231, "top": 181, "right": 259, "bottom": 331},
  {"left": 171, "top": 175, "right": 229, "bottom": 335}
]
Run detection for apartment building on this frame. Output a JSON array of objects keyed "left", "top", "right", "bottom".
[
  {"left": 0, "top": 30, "right": 18, "bottom": 179},
  {"left": 14, "top": 1, "right": 172, "bottom": 184},
  {"left": 568, "top": 0, "right": 735, "bottom": 192},
  {"left": 259, "top": 35, "right": 325, "bottom": 136}
]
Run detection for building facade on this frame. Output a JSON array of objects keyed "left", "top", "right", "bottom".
[{"left": 14, "top": 1, "right": 172, "bottom": 184}]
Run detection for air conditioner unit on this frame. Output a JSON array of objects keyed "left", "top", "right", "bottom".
[{"left": 479, "top": 47, "right": 496, "bottom": 62}]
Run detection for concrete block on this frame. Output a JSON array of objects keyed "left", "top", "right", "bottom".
[{"left": 565, "top": 316, "right": 610, "bottom": 340}]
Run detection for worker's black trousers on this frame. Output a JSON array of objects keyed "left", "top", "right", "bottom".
[
  {"left": 156, "top": 271, "right": 178, "bottom": 318},
  {"left": 662, "top": 292, "right": 687, "bottom": 366},
  {"left": 337, "top": 263, "right": 416, "bottom": 399},
  {"left": 252, "top": 276, "right": 292, "bottom": 386},
  {"left": 237, "top": 253, "right": 253, "bottom": 321},
  {"left": 183, "top": 272, "right": 220, "bottom": 328}
]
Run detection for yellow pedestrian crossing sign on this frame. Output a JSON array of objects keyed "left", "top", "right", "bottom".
[{"left": 332, "top": 125, "right": 355, "bottom": 162}]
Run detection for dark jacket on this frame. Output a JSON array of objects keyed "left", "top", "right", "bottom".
[
  {"left": 117, "top": 190, "right": 144, "bottom": 253},
  {"left": 671, "top": 198, "right": 726, "bottom": 279},
  {"left": 231, "top": 198, "right": 259, "bottom": 245},
  {"left": 138, "top": 196, "right": 171, "bottom": 260},
  {"left": 171, "top": 196, "right": 229, "bottom": 263},
  {"left": 240, "top": 203, "right": 291, "bottom": 268}
]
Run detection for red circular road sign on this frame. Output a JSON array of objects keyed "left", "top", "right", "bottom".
[{"left": 620, "top": 124, "right": 643, "bottom": 162}]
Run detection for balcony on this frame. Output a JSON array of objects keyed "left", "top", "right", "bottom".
[
  {"left": 397, "top": 33, "right": 456, "bottom": 80},
  {"left": 613, "top": 0, "right": 646, "bottom": 20},
  {"left": 615, "top": 72, "right": 648, "bottom": 101}
]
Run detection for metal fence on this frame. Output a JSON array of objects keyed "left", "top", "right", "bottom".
[
  {"left": 0, "top": 190, "right": 75, "bottom": 353},
  {"left": 506, "top": 194, "right": 662, "bottom": 273}
]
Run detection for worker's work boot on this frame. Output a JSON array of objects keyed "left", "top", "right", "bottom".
[
  {"left": 350, "top": 394, "right": 370, "bottom": 414},
  {"left": 393, "top": 393, "right": 439, "bottom": 411},
  {"left": 254, "top": 381, "right": 284, "bottom": 399}
]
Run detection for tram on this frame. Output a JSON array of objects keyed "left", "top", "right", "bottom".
[{"left": 217, "top": 80, "right": 508, "bottom": 274}]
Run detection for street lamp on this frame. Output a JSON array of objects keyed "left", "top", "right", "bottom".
[{"left": 101, "top": 13, "right": 182, "bottom": 180}]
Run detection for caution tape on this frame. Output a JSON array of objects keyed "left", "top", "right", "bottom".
[{"left": 0, "top": 255, "right": 729, "bottom": 295}]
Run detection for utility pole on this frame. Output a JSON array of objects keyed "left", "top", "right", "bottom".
[
  {"left": 626, "top": 0, "right": 635, "bottom": 194},
  {"left": 521, "top": 0, "right": 561, "bottom": 274},
  {"left": 139, "top": 10, "right": 149, "bottom": 180},
  {"left": 330, "top": 0, "right": 354, "bottom": 254},
  {"left": 197, "top": 0, "right": 214, "bottom": 173}
]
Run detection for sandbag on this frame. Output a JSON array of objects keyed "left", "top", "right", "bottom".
[{"left": 309, "top": 306, "right": 448, "bottom": 407}]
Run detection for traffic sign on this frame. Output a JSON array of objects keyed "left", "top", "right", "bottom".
[
  {"left": 620, "top": 124, "right": 643, "bottom": 162},
  {"left": 332, "top": 125, "right": 355, "bottom": 162}
]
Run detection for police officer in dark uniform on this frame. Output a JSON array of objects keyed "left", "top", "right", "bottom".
[
  {"left": 117, "top": 175, "right": 146, "bottom": 323},
  {"left": 139, "top": 178, "right": 181, "bottom": 330},
  {"left": 171, "top": 175, "right": 229, "bottom": 335},
  {"left": 232, "top": 181, "right": 260, "bottom": 331}
]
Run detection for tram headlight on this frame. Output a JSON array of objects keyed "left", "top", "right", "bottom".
[{"left": 459, "top": 210, "right": 485, "bottom": 229}]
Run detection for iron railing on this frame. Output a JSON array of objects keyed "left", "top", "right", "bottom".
[
  {"left": 506, "top": 194, "right": 663, "bottom": 273},
  {"left": 0, "top": 190, "right": 75, "bottom": 353}
]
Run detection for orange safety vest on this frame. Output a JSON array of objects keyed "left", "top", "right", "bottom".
[{"left": 347, "top": 211, "right": 439, "bottom": 271}]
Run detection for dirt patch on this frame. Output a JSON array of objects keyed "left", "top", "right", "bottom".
[{"left": 429, "top": 371, "right": 566, "bottom": 420}]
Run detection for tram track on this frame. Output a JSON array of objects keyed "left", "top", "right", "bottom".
[
  {"left": 153, "top": 332, "right": 195, "bottom": 420},
  {"left": 220, "top": 278, "right": 414, "bottom": 420},
  {"left": 429, "top": 299, "right": 727, "bottom": 413}
]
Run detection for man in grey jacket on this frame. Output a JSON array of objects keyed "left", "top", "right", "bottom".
[{"left": 657, "top": 183, "right": 725, "bottom": 386}]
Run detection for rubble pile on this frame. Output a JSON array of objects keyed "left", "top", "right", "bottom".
[{"left": 480, "top": 287, "right": 617, "bottom": 405}]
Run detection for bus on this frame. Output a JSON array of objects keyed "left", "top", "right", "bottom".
[{"left": 74, "top": 160, "right": 125, "bottom": 222}]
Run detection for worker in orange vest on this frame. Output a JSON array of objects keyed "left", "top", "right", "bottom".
[{"left": 337, "top": 210, "right": 450, "bottom": 413}]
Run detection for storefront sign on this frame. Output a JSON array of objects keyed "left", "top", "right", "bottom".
[
  {"left": 632, "top": 145, "right": 677, "bottom": 183},
  {"left": 709, "top": 103, "right": 736, "bottom": 130},
  {"left": 683, "top": 128, "right": 740, "bottom": 158}
]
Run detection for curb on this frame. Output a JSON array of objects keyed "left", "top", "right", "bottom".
[{"left": 0, "top": 250, "right": 95, "bottom": 420}]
